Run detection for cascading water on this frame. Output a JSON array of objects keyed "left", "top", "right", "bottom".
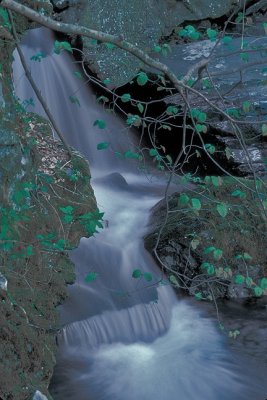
[{"left": 13, "top": 27, "right": 267, "bottom": 399}]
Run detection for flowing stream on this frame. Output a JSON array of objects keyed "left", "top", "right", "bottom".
[{"left": 13, "top": 27, "right": 267, "bottom": 400}]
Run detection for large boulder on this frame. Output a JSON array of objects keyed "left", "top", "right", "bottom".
[
  {"left": 54, "top": 0, "right": 238, "bottom": 86},
  {"left": 145, "top": 176, "right": 267, "bottom": 300}
]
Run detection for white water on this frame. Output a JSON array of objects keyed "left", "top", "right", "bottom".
[{"left": 13, "top": 28, "right": 266, "bottom": 399}]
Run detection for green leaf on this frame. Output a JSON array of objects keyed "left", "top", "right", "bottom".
[
  {"left": 243, "top": 252, "right": 252, "bottom": 260},
  {"left": 149, "top": 148, "right": 158, "bottom": 157},
  {"left": 60, "top": 206, "right": 74, "bottom": 214},
  {"left": 211, "top": 176, "right": 221, "bottom": 187},
  {"left": 97, "top": 96, "right": 109, "bottom": 103},
  {"left": 30, "top": 52, "right": 46, "bottom": 62},
  {"left": 254, "top": 286, "right": 263, "bottom": 297},
  {"left": 105, "top": 42, "right": 116, "bottom": 49},
  {"left": 207, "top": 28, "right": 218, "bottom": 41},
  {"left": 235, "top": 274, "right": 245, "bottom": 284},
  {"left": 97, "top": 142, "right": 110, "bottom": 150},
  {"left": 261, "top": 124, "right": 267, "bottom": 137},
  {"left": 191, "top": 238, "right": 199, "bottom": 250},
  {"left": 231, "top": 189, "right": 246, "bottom": 199},
  {"left": 69, "top": 96, "right": 80, "bottom": 106},
  {"left": 169, "top": 275, "right": 179, "bottom": 286},
  {"left": 260, "top": 277, "right": 267, "bottom": 289},
  {"left": 225, "top": 147, "right": 232, "bottom": 160},
  {"left": 85, "top": 272, "right": 98, "bottom": 283},
  {"left": 179, "top": 193, "right": 190, "bottom": 205},
  {"left": 195, "top": 292, "right": 202, "bottom": 300},
  {"left": 132, "top": 269, "right": 142, "bottom": 279},
  {"left": 240, "top": 52, "right": 249, "bottom": 62},
  {"left": 197, "top": 112, "right": 207, "bottom": 123},
  {"left": 73, "top": 71, "right": 83, "bottom": 79},
  {"left": 207, "top": 265, "right": 215, "bottom": 275},
  {"left": 103, "top": 78, "right": 111, "bottom": 85},
  {"left": 246, "top": 277, "right": 253, "bottom": 287},
  {"left": 137, "top": 72, "right": 148, "bottom": 86},
  {"left": 166, "top": 155, "right": 173, "bottom": 165},
  {"left": 213, "top": 249, "right": 223, "bottom": 261},
  {"left": 195, "top": 124, "right": 207, "bottom": 133},
  {"left": 242, "top": 101, "right": 251, "bottom": 113},
  {"left": 137, "top": 103, "right": 144, "bottom": 113},
  {"left": 54, "top": 40, "right": 72, "bottom": 54},
  {"left": 226, "top": 108, "right": 240, "bottom": 118},
  {"left": 124, "top": 150, "right": 141, "bottom": 159},
  {"left": 143, "top": 272, "right": 152, "bottom": 282},
  {"left": 153, "top": 45, "right": 162, "bottom": 53},
  {"left": 222, "top": 36, "right": 233, "bottom": 45},
  {"left": 166, "top": 105, "right": 179, "bottom": 115},
  {"left": 191, "top": 198, "right": 201, "bottom": 211},
  {"left": 63, "top": 214, "right": 74, "bottom": 223},
  {"left": 121, "top": 93, "right": 131, "bottom": 103},
  {"left": 203, "top": 246, "right": 216, "bottom": 254},
  {"left": 216, "top": 203, "right": 228, "bottom": 218},
  {"left": 94, "top": 119, "right": 106, "bottom": 129},
  {"left": 205, "top": 143, "right": 215, "bottom": 154}
]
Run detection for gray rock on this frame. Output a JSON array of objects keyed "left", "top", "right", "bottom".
[
  {"left": 55, "top": 0, "right": 237, "bottom": 86},
  {"left": 160, "top": 33, "right": 267, "bottom": 176}
]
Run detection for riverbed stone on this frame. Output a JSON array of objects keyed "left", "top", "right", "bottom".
[{"left": 54, "top": 0, "right": 238, "bottom": 86}]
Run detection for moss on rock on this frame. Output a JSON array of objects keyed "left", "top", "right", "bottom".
[{"left": 145, "top": 176, "right": 267, "bottom": 300}]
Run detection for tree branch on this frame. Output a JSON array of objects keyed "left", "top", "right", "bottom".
[{"left": 8, "top": 8, "right": 72, "bottom": 157}]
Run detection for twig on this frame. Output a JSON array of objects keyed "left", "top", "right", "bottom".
[{"left": 8, "top": 9, "right": 72, "bottom": 158}]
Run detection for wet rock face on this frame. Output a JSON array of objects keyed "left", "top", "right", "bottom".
[
  {"left": 158, "top": 32, "right": 267, "bottom": 177},
  {"left": 53, "top": 0, "right": 237, "bottom": 86}
]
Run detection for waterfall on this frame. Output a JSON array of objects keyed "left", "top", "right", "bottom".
[{"left": 13, "top": 27, "right": 266, "bottom": 400}]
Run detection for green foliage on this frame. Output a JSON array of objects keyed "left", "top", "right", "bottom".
[
  {"left": 216, "top": 202, "right": 228, "bottom": 218},
  {"left": 73, "top": 71, "right": 83, "bottom": 79},
  {"left": 132, "top": 269, "right": 153, "bottom": 282},
  {"left": 126, "top": 114, "right": 141, "bottom": 127},
  {"left": 124, "top": 150, "right": 142, "bottom": 160},
  {"left": 69, "top": 96, "right": 80, "bottom": 106},
  {"left": 132, "top": 269, "right": 142, "bottom": 278},
  {"left": 191, "top": 198, "right": 201, "bottom": 211},
  {"left": 85, "top": 272, "right": 98, "bottom": 282},
  {"left": 54, "top": 40, "right": 73, "bottom": 54},
  {"left": 30, "top": 52, "right": 46, "bottom": 62},
  {"left": 206, "top": 28, "right": 217, "bottom": 41},
  {"left": 261, "top": 124, "right": 267, "bottom": 137},
  {"left": 178, "top": 25, "right": 200, "bottom": 40},
  {"left": 121, "top": 93, "right": 131, "bottom": 103},
  {"left": 0, "top": 7, "right": 11, "bottom": 30},
  {"left": 166, "top": 105, "right": 179, "bottom": 115},
  {"left": 136, "top": 72, "right": 149, "bottom": 86},
  {"left": 205, "top": 144, "right": 216, "bottom": 154},
  {"left": 94, "top": 119, "right": 106, "bottom": 129},
  {"left": 78, "top": 209, "right": 104, "bottom": 235},
  {"left": 97, "top": 142, "right": 110, "bottom": 150}
]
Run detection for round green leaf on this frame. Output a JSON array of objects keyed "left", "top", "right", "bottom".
[
  {"left": 260, "top": 277, "right": 267, "bottom": 290},
  {"left": 254, "top": 286, "right": 263, "bottom": 297},
  {"left": 85, "top": 272, "right": 98, "bottom": 282},
  {"left": 143, "top": 272, "right": 152, "bottom": 282},
  {"left": 216, "top": 203, "right": 228, "bottom": 218},
  {"left": 97, "top": 142, "right": 110, "bottom": 150},
  {"left": 94, "top": 119, "right": 106, "bottom": 129},
  {"left": 235, "top": 274, "right": 245, "bottom": 284},
  {"left": 132, "top": 269, "right": 142, "bottom": 278},
  {"left": 121, "top": 93, "right": 131, "bottom": 103},
  {"left": 191, "top": 198, "right": 201, "bottom": 211},
  {"left": 137, "top": 72, "right": 148, "bottom": 86}
]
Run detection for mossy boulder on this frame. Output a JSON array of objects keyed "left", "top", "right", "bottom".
[
  {"left": 145, "top": 175, "right": 267, "bottom": 301},
  {"left": 0, "top": 108, "right": 99, "bottom": 399}
]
